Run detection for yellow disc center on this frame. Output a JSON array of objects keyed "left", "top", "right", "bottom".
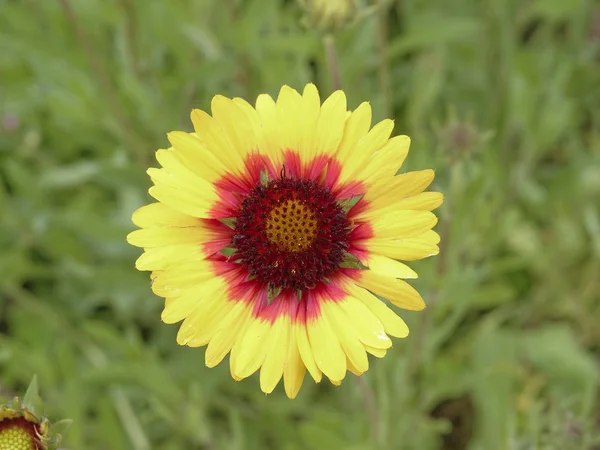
[
  {"left": 0, "top": 425, "right": 35, "bottom": 450},
  {"left": 265, "top": 199, "right": 318, "bottom": 252}
]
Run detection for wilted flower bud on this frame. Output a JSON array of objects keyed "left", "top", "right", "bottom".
[
  {"left": 299, "top": 0, "right": 359, "bottom": 33},
  {"left": 437, "top": 114, "right": 492, "bottom": 163}
]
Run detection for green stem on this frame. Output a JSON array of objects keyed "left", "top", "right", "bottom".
[
  {"left": 353, "top": 375, "right": 380, "bottom": 445},
  {"left": 323, "top": 34, "right": 342, "bottom": 91},
  {"left": 374, "top": 0, "right": 392, "bottom": 117}
]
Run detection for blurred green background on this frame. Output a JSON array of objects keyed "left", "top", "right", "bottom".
[{"left": 1, "top": 0, "right": 600, "bottom": 449}]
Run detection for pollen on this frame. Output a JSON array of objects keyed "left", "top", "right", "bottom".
[{"left": 266, "top": 199, "right": 318, "bottom": 252}]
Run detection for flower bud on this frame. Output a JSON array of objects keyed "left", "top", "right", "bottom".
[{"left": 299, "top": 0, "right": 359, "bottom": 33}]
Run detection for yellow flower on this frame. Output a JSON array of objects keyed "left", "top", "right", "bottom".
[
  {"left": 127, "top": 84, "right": 442, "bottom": 398},
  {"left": 0, "top": 406, "right": 49, "bottom": 450}
]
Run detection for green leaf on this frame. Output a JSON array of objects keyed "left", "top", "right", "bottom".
[{"left": 523, "top": 325, "right": 599, "bottom": 414}]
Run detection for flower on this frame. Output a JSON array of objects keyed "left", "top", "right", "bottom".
[
  {"left": 0, "top": 377, "right": 69, "bottom": 450},
  {"left": 0, "top": 405, "right": 49, "bottom": 450},
  {"left": 127, "top": 84, "right": 442, "bottom": 398}
]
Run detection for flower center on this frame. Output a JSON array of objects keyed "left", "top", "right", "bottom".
[
  {"left": 0, "top": 419, "right": 38, "bottom": 450},
  {"left": 265, "top": 199, "right": 318, "bottom": 253},
  {"left": 232, "top": 176, "right": 351, "bottom": 292}
]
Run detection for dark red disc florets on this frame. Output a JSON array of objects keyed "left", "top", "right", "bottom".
[{"left": 232, "top": 176, "right": 351, "bottom": 291}]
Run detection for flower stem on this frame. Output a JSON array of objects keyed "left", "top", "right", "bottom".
[
  {"left": 116, "top": 0, "right": 141, "bottom": 77},
  {"left": 323, "top": 34, "right": 342, "bottom": 91},
  {"left": 374, "top": 0, "right": 392, "bottom": 117},
  {"left": 353, "top": 375, "right": 380, "bottom": 445}
]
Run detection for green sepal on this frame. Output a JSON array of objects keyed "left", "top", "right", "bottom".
[
  {"left": 22, "top": 375, "right": 43, "bottom": 417},
  {"left": 219, "top": 217, "right": 236, "bottom": 229},
  {"left": 339, "top": 252, "right": 368, "bottom": 269},
  {"left": 220, "top": 247, "right": 237, "bottom": 257},
  {"left": 50, "top": 419, "right": 73, "bottom": 441},
  {"left": 267, "top": 283, "right": 283, "bottom": 304},
  {"left": 260, "top": 169, "right": 269, "bottom": 187},
  {"left": 336, "top": 195, "right": 363, "bottom": 212}
]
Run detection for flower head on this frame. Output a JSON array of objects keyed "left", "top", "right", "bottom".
[
  {"left": 127, "top": 84, "right": 442, "bottom": 398},
  {"left": 0, "top": 377, "right": 69, "bottom": 450},
  {"left": 0, "top": 405, "right": 48, "bottom": 450}
]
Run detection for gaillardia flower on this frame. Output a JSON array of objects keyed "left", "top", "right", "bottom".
[
  {"left": 127, "top": 84, "right": 442, "bottom": 398},
  {"left": 0, "top": 405, "right": 48, "bottom": 450}
]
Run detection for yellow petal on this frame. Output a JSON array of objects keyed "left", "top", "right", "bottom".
[
  {"left": 322, "top": 301, "right": 369, "bottom": 374},
  {"left": 359, "top": 135, "right": 410, "bottom": 183},
  {"left": 148, "top": 184, "right": 213, "bottom": 219},
  {"left": 396, "top": 192, "right": 444, "bottom": 211},
  {"left": 211, "top": 95, "right": 262, "bottom": 160},
  {"left": 365, "top": 345, "right": 387, "bottom": 358},
  {"left": 205, "top": 302, "right": 253, "bottom": 368},
  {"left": 190, "top": 109, "right": 244, "bottom": 174},
  {"left": 297, "top": 83, "right": 321, "bottom": 162},
  {"left": 152, "top": 148, "right": 217, "bottom": 198},
  {"left": 337, "top": 296, "right": 391, "bottom": 349},
  {"left": 260, "top": 316, "right": 290, "bottom": 394},
  {"left": 283, "top": 325, "right": 306, "bottom": 399},
  {"left": 343, "top": 283, "right": 409, "bottom": 338},
  {"left": 166, "top": 285, "right": 219, "bottom": 328},
  {"left": 314, "top": 90, "right": 347, "bottom": 157},
  {"left": 126, "top": 227, "right": 212, "bottom": 248},
  {"left": 151, "top": 263, "right": 219, "bottom": 297},
  {"left": 135, "top": 244, "right": 205, "bottom": 271},
  {"left": 361, "top": 192, "right": 443, "bottom": 221},
  {"left": 231, "top": 317, "right": 272, "bottom": 380},
  {"left": 366, "top": 169, "right": 435, "bottom": 205},
  {"left": 364, "top": 210, "right": 438, "bottom": 238},
  {"left": 176, "top": 294, "right": 235, "bottom": 347},
  {"left": 296, "top": 321, "right": 323, "bottom": 383},
  {"left": 364, "top": 230, "right": 440, "bottom": 261},
  {"left": 365, "top": 254, "right": 418, "bottom": 279},
  {"left": 338, "top": 119, "right": 394, "bottom": 185},
  {"left": 131, "top": 203, "right": 198, "bottom": 228},
  {"left": 307, "top": 313, "right": 347, "bottom": 382},
  {"left": 276, "top": 85, "right": 303, "bottom": 154},
  {"left": 336, "top": 102, "right": 372, "bottom": 165},
  {"left": 255, "top": 93, "right": 283, "bottom": 167},
  {"left": 346, "top": 357, "right": 365, "bottom": 376},
  {"left": 165, "top": 133, "right": 227, "bottom": 182},
  {"left": 356, "top": 271, "right": 426, "bottom": 311},
  {"left": 232, "top": 97, "right": 269, "bottom": 154},
  {"left": 364, "top": 239, "right": 439, "bottom": 261}
]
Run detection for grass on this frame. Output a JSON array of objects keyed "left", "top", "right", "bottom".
[{"left": 1, "top": 0, "right": 599, "bottom": 449}]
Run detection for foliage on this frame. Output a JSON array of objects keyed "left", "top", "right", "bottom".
[{"left": 1, "top": 0, "right": 599, "bottom": 449}]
